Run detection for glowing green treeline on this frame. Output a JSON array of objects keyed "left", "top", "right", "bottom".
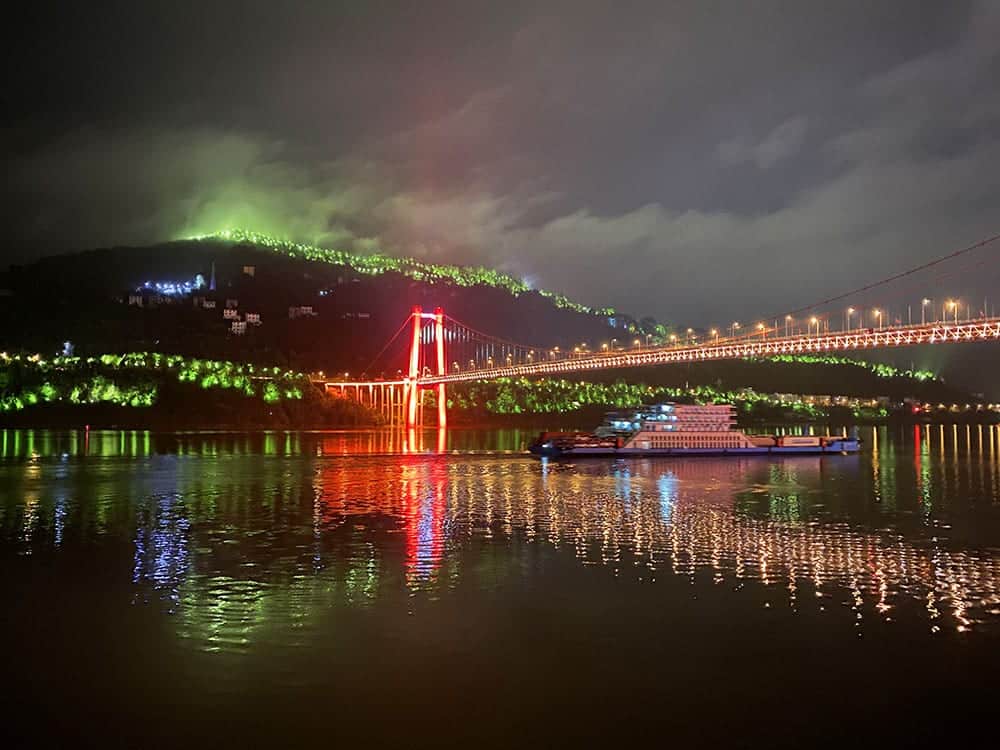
[
  {"left": 191, "top": 229, "right": 616, "bottom": 317},
  {"left": 0, "top": 352, "right": 307, "bottom": 413},
  {"left": 450, "top": 377, "right": 896, "bottom": 419},
  {"left": 757, "top": 354, "right": 935, "bottom": 381}
]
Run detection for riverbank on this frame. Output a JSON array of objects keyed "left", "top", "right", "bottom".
[{"left": 0, "top": 386, "right": 381, "bottom": 429}]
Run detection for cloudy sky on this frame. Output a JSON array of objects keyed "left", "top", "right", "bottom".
[{"left": 5, "top": 0, "right": 999, "bottom": 324}]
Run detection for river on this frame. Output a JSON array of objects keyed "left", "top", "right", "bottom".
[{"left": 3, "top": 425, "right": 1000, "bottom": 745}]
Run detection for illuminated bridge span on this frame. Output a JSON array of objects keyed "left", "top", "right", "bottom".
[
  {"left": 321, "top": 233, "right": 1000, "bottom": 426},
  {"left": 421, "top": 318, "right": 1000, "bottom": 384},
  {"left": 323, "top": 316, "right": 1000, "bottom": 425}
]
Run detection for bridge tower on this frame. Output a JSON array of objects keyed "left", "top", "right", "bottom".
[
  {"left": 405, "top": 306, "right": 422, "bottom": 428},
  {"left": 434, "top": 306, "right": 447, "bottom": 428},
  {"left": 402, "top": 305, "right": 448, "bottom": 428}
]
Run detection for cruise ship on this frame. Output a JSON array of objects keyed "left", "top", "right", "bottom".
[{"left": 528, "top": 403, "right": 860, "bottom": 458}]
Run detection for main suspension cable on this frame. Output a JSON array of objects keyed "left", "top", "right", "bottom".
[{"left": 770, "top": 232, "right": 1000, "bottom": 321}]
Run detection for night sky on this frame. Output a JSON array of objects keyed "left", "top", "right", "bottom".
[{"left": 4, "top": 0, "right": 999, "bottom": 324}]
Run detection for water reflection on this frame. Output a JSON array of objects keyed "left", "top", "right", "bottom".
[
  {"left": 2, "top": 426, "right": 1000, "bottom": 654},
  {"left": 0, "top": 427, "right": 547, "bottom": 459}
]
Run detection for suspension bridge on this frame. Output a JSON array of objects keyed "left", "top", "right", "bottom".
[{"left": 320, "top": 233, "right": 1000, "bottom": 427}]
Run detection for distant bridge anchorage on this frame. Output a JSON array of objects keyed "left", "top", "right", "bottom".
[{"left": 321, "top": 233, "right": 1000, "bottom": 427}]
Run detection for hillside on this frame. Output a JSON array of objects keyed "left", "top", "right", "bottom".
[
  {"left": 0, "top": 231, "right": 993, "bottom": 407},
  {"left": 0, "top": 235, "right": 624, "bottom": 375}
]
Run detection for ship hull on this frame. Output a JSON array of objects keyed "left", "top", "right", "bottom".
[{"left": 529, "top": 441, "right": 861, "bottom": 458}]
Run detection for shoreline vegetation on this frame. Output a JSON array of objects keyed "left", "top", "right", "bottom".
[
  {"left": 0, "top": 352, "right": 379, "bottom": 429},
  {"left": 3, "top": 351, "right": 996, "bottom": 430}
]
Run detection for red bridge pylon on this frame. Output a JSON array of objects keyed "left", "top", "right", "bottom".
[{"left": 403, "top": 306, "right": 447, "bottom": 429}]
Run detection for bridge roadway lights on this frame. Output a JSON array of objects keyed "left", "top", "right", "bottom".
[
  {"left": 320, "top": 318, "right": 1000, "bottom": 418},
  {"left": 417, "top": 318, "right": 1000, "bottom": 386}
]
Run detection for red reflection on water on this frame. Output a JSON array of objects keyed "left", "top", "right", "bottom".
[
  {"left": 402, "top": 460, "right": 448, "bottom": 583},
  {"left": 311, "top": 449, "right": 450, "bottom": 584},
  {"left": 314, "top": 428, "right": 449, "bottom": 456}
]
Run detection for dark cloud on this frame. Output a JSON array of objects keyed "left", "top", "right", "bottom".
[{"left": 4, "top": 0, "right": 998, "bottom": 327}]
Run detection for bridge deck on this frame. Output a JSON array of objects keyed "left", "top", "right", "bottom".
[
  {"left": 420, "top": 317, "right": 1000, "bottom": 385},
  {"left": 318, "top": 317, "right": 1000, "bottom": 388}
]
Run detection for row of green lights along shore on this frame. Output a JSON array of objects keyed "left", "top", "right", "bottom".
[
  {"left": 0, "top": 351, "right": 307, "bottom": 413},
  {"left": 748, "top": 354, "right": 936, "bottom": 382},
  {"left": 448, "top": 358, "right": 940, "bottom": 416},
  {"left": 191, "top": 229, "right": 616, "bottom": 317},
  {"left": 450, "top": 378, "right": 887, "bottom": 418},
  {"left": 1, "top": 348, "right": 938, "bottom": 415}
]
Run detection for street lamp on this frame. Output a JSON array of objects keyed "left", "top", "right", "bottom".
[
  {"left": 601, "top": 342, "right": 609, "bottom": 352},
  {"left": 731, "top": 321, "right": 740, "bottom": 338},
  {"left": 669, "top": 334, "right": 677, "bottom": 346},
  {"left": 845, "top": 307, "right": 855, "bottom": 331},
  {"left": 757, "top": 322, "right": 766, "bottom": 338},
  {"left": 686, "top": 327, "right": 693, "bottom": 344},
  {"left": 873, "top": 309, "right": 882, "bottom": 330},
  {"left": 633, "top": 338, "right": 641, "bottom": 348},
  {"left": 809, "top": 316, "right": 818, "bottom": 335},
  {"left": 922, "top": 298, "right": 931, "bottom": 325},
  {"left": 784, "top": 315, "right": 792, "bottom": 336},
  {"left": 711, "top": 328, "right": 719, "bottom": 343},
  {"left": 947, "top": 299, "right": 958, "bottom": 323}
]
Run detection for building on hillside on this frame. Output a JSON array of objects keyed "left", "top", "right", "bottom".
[
  {"left": 245, "top": 312, "right": 261, "bottom": 325},
  {"left": 242, "top": 265, "right": 256, "bottom": 277},
  {"left": 202, "top": 299, "right": 217, "bottom": 310},
  {"left": 128, "top": 294, "right": 144, "bottom": 307},
  {"left": 225, "top": 298, "right": 239, "bottom": 309},
  {"left": 223, "top": 308, "right": 239, "bottom": 320},
  {"left": 289, "top": 305, "right": 316, "bottom": 319},
  {"left": 231, "top": 320, "right": 247, "bottom": 335}
]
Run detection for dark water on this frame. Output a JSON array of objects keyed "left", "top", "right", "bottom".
[{"left": 3, "top": 425, "right": 1000, "bottom": 746}]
